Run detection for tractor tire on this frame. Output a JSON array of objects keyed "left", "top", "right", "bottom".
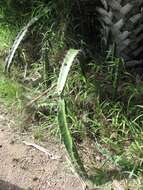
[{"left": 98, "top": 0, "right": 143, "bottom": 66}]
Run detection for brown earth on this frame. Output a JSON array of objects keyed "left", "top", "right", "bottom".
[
  {"left": 0, "top": 104, "right": 85, "bottom": 190},
  {"left": 0, "top": 103, "right": 142, "bottom": 190}
]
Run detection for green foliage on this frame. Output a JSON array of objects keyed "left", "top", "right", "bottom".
[
  {"left": 0, "top": 64, "right": 23, "bottom": 106},
  {"left": 0, "top": 0, "right": 33, "bottom": 24},
  {"left": 58, "top": 56, "right": 143, "bottom": 184},
  {"left": 1, "top": 0, "right": 143, "bottom": 189},
  {"left": 0, "top": 8, "right": 18, "bottom": 52},
  {"left": 0, "top": 25, "right": 15, "bottom": 50}
]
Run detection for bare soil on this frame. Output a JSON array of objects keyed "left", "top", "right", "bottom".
[
  {"left": 0, "top": 103, "right": 142, "bottom": 190},
  {"left": 0, "top": 104, "right": 84, "bottom": 190}
]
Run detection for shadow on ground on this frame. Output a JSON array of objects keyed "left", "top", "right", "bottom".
[{"left": 0, "top": 180, "right": 25, "bottom": 190}]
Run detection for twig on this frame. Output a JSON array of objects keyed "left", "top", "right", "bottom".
[
  {"left": 24, "top": 84, "right": 56, "bottom": 109},
  {"left": 25, "top": 89, "right": 50, "bottom": 108},
  {"left": 23, "top": 141, "right": 61, "bottom": 160}
]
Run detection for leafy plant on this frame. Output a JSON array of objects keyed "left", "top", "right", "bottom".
[
  {"left": 1, "top": 1, "right": 143, "bottom": 189},
  {"left": 58, "top": 98, "right": 88, "bottom": 178},
  {"left": 56, "top": 49, "right": 89, "bottom": 179}
]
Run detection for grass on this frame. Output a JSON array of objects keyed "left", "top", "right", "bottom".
[
  {"left": 0, "top": 7, "right": 22, "bottom": 55},
  {"left": 0, "top": 62, "right": 23, "bottom": 109},
  {"left": 0, "top": 24, "right": 18, "bottom": 54},
  {"left": 1, "top": 3, "right": 143, "bottom": 188},
  {"left": 0, "top": 25, "right": 13, "bottom": 50},
  {"left": 24, "top": 53, "right": 143, "bottom": 188},
  {"left": 54, "top": 56, "right": 143, "bottom": 187}
]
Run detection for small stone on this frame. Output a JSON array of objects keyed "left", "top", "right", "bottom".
[
  {"left": 12, "top": 158, "right": 19, "bottom": 162},
  {"left": 20, "top": 166, "right": 27, "bottom": 170},
  {"left": 0, "top": 144, "right": 2, "bottom": 148},
  {"left": 10, "top": 140, "right": 15, "bottom": 144},
  {"left": 33, "top": 177, "right": 39, "bottom": 181}
]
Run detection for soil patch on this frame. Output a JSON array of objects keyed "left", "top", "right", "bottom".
[{"left": 0, "top": 103, "right": 83, "bottom": 190}]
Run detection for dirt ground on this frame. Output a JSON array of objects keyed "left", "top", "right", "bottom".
[
  {"left": 0, "top": 104, "right": 85, "bottom": 190},
  {"left": 1, "top": 104, "right": 143, "bottom": 190}
]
